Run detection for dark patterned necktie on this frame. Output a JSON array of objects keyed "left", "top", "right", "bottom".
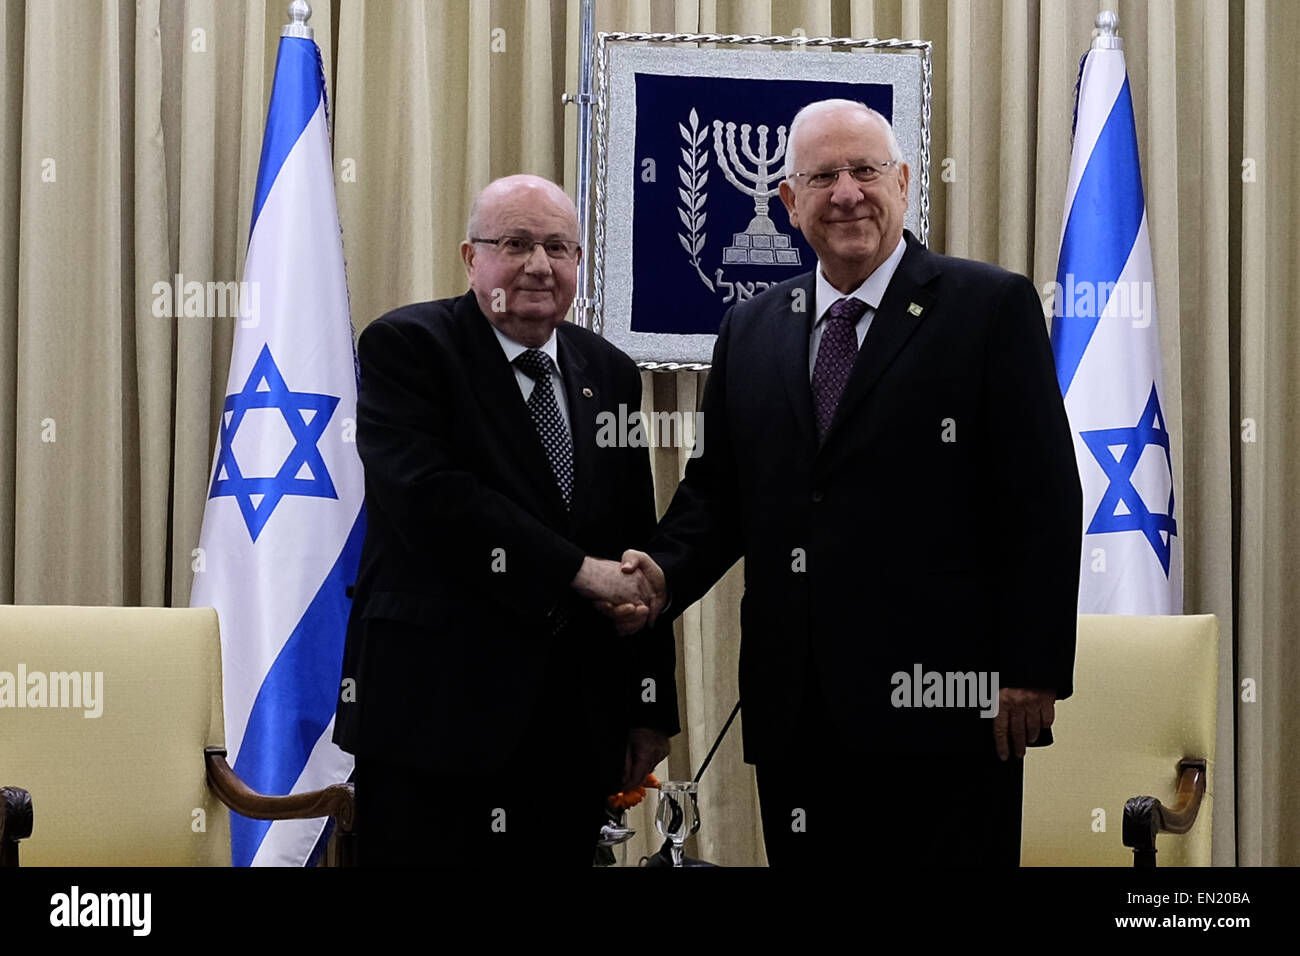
[
  {"left": 811, "top": 296, "right": 868, "bottom": 440},
  {"left": 514, "top": 349, "right": 574, "bottom": 510}
]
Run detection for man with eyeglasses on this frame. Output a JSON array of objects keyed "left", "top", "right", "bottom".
[
  {"left": 619, "top": 99, "right": 1082, "bottom": 866},
  {"left": 334, "top": 174, "right": 678, "bottom": 866}
]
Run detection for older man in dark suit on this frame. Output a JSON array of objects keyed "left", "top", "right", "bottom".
[
  {"left": 619, "top": 99, "right": 1081, "bottom": 866},
  {"left": 334, "top": 174, "right": 677, "bottom": 867}
]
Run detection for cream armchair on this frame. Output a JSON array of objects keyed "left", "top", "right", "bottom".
[
  {"left": 1021, "top": 613, "right": 1218, "bottom": 866},
  {"left": 0, "top": 605, "right": 354, "bottom": 866}
]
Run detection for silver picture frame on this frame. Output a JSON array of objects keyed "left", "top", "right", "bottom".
[{"left": 588, "top": 33, "right": 933, "bottom": 370}]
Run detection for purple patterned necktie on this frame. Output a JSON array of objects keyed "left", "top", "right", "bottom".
[{"left": 811, "top": 296, "right": 868, "bottom": 439}]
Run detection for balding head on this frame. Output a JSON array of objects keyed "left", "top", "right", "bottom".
[
  {"left": 467, "top": 174, "right": 578, "bottom": 241},
  {"left": 461, "top": 175, "right": 583, "bottom": 347},
  {"left": 784, "top": 100, "right": 903, "bottom": 180}
]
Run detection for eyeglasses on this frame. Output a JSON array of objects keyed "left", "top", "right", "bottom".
[
  {"left": 470, "top": 235, "right": 582, "bottom": 261},
  {"left": 789, "top": 161, "right": 901, "bottom": 189}
]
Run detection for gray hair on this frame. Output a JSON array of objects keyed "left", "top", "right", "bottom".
[{"left": 783, "top": 99, "right": 904, "bottom": 180}]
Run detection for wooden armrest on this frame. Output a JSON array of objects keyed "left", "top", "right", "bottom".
[
  {"left": 1122, "top": 758, "right": 1207, "bottom": 868},
  {"left": 1, "top": 786, "right": 34, "bottom": 867},
  {"left": 204, "top": 747, "right": 355, "bottom": 833}
]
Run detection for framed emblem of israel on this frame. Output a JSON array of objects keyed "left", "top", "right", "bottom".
[{"left": 590, "top": 34, "right": 931, "bottom": 368}]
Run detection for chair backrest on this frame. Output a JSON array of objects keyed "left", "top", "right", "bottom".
[
  {"left": 1021, "top": 613, "right": 1218, "bottom": 866},
  {"left": 0, "top": 605, "right": 231, "bottom": 865}
]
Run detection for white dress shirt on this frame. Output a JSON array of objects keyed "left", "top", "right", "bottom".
[
  {"left": 808, "top": 234, "right": 907, "bottom": 379},
  {"left": 491, "top": 323, "right": 572, "bottom": 440}
]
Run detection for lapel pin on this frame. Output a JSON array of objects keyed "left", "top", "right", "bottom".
[
  {"left": 582, "top": 387, "right": 593, "bottom": 398},
  {"left": 907, "top": 302, "right": 924, "bottom": 317}
]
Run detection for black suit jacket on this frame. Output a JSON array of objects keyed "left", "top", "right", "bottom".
[
  {"left": 649, "top": 231, "right": 1082, "bottom": 763},
  {"left": 333, "top": 292, "right": 679, "bottom": 788}
]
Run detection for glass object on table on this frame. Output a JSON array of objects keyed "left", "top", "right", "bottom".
[
  {"left": 654, "top": 780, "right": 701, "bottom": 867},
  {"left": 598, "top": 811, "right": 636, "bottom": 847}
]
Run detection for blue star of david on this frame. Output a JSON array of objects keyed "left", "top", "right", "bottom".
[
  {"left": 209, "top": 344, "right": 339, "bottom": 541},
  {"left": 1079, "top": 383, "right": 1177, "bottom": 574}
]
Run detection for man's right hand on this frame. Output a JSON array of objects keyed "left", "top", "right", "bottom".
[
  {"left": 571, "top": 555, "right": 658, "bottom": 635},
  {"left": 572, "top": 551, "right": 668, "bottom": 636},
  {"left": 590, "top": 550, "right": 667, "bottom": 636}
]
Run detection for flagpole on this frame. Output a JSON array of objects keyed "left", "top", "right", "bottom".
[
  {"left": 1092, "top": 9, "right": 1120, "bottom": 49},
  {"left": 284, "top": 0, "right": 312, "bottom": 39},
  {"left": 283, "top": 0, "right": 313, "bottom": 38},
  {"left": 566, "top": 0, "right": 596, "bottom": 328}
]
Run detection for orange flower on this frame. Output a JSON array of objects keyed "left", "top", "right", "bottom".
[
  {"left": 608, "top": 787, "right": 645, "bottom": 810},
  {"left": 607, "top": 774, "right": 663, "bottom": 810}
]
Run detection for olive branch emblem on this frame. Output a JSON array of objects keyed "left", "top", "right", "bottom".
[{"left": 677, "top": 108, "right": 713, "bottom": 292}]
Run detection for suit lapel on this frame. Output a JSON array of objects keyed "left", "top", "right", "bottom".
[
  {"left": 451, "top": 293, "right": 569, "bottom": 522},
  {"left": 779, "top": 272, "right": 819, "bottom": 452},
  {"left": 819, "top": 232, "right": 940, "bottom": 451},
  {"left": 556, "top": 330, "right": 596, "bottom": 529}
]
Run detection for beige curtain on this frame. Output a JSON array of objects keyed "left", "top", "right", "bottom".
[{"left": 1, "top": 0, "right": 1296, "bottom": 866}]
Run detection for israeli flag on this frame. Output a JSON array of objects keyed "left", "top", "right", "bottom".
[
  {"left": 1050, "top": 23, "right": 1181, "bottom": 614},
  {"left": 190, "top": 32, "right": 364, "bottom": 865}
]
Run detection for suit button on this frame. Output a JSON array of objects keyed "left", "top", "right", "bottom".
[{"left": 811, "top": 490, "right": 823, "bottom": 503}]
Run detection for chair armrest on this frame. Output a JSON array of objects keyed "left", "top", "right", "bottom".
[
  {"left": 1122, "top": 758, "right": 1207, "bottom": 868},
  {"left": 1, "top": 786, "right": 34, "bottom": 867},
  {"left": 205, "top": 747, "right": 356, "bottom": 865}
]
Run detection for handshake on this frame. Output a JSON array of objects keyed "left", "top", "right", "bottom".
[{"left": 571, "top": 550, "right": 667, "bottom": 636}]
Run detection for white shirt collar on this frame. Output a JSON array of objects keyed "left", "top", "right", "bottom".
[
  {"left": 813, "top": 233, "right": 907, "bottom": 323},
  {"left": 491, "top": 322, "right": 560, "bottom": 374}
]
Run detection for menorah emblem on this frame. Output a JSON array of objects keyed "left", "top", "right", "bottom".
[{"left": 711, "top": 120, "right": 801, "bottom": 266}]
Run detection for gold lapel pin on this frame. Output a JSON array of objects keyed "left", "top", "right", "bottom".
[
  {"left": 582, "top": 387, "right": 593, "bottom": 398},
  {"left": 907, "top": 302, "right": 924, "bottom": 317}
]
